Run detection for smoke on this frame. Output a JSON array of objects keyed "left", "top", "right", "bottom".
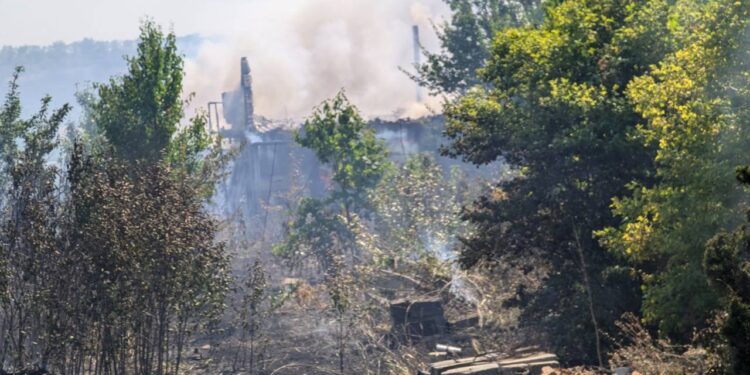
[
  {"left": 421, "top": 231, "right": 480, "bottom": 304},
  {"left": 183, "top": 0, "right": 449, "bottom": 121}
]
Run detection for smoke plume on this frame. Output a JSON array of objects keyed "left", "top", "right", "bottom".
[{"left": 183, "top": 0, "right": 449, "bottom": 121}]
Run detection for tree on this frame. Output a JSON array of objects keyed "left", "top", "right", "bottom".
[
  {"left": 440, "top": 0, "right": 678, "bottom": 363},
  {"left": 274, "top": 92, "right": 390, "bottom": 267},
  {"left": 233, "top": 260, "right": 268, "bottom": 373},
  {"left": 0, "top": 26, "right": 229, "bottom": 375},
  {"left": 274, "top": 92, "right": 390, "bottom": 373},
  {"left": 165, "top": 110, "right": 227, "bottom": 198},
  {"left": 84, "top": 20, "right": 234, "bottom": 200},
  {"left": 295, "top": 92, "right": 390, "bottom": 219},
  {"left": 368, "top": 154, "right": 474, "bottom": 274},
  {"left": 61, "top": 147, "right": 230, "bottom": 375},
  {"left": 704, "top": 168, "right": 750, "bottom": 374},
  {"left": 413, "top": 0, "right": 541, "bottom": 95},
  {"left": 92, "top": 20, "right": 184, "bottom": 162},
  {"left": 0, "top": 67, "right": 71, "bottom": 371},
  {"left": 597, "top": 0, "right": 750, "bottom": 338}
]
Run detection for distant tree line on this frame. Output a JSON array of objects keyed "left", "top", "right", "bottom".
[{"left": 0, "top": 34, "right": 204, "bottom": 119}]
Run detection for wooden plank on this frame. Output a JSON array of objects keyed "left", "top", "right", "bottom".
[
  {"left": 430, "top": 354, "right": 499, "bottom": 375},
  {"left": 499, "top": 360, "right": 560, "bottom": 375},
  {"left": 443, "top": 363, "right": 500, "bottom": 375},
  {"left": 496, "top": 353, "right": 557, "bottom": 366},
  {"left": 431, "top": 352, "right": 558, "bottom": 375},
  {"left": 513, "top": 346, "right": 539, "bottom": 355}
]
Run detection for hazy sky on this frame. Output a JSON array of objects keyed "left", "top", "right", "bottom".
[
  {"left": 0, "top": 0, "right": 279, "bottom": 46},
  {"left": 0, "top": 0, "right": 450, "bottom": 118},
  {"left": 0, "top": 0, "right": 449, "bottom": 47}
]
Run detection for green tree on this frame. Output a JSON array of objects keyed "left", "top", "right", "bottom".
[
  {"left": 704, "top": 168, "right": 750, "bottom": 374},
  {"left": 368, "top": 154, "right": 474, "bottom": 274},
  {"left": 275, "top": 92, "right": 390, "bottom": 267},
  {"left": 274, "top": 93, "right": 390, "bottom": 373},
  {"left": 414, "top": 0, "right": 541, "bottom": 95},
  {"left": 0, "top": 68, "right": 71, "bottom": 371},
  {"left": 441, "top": 0, "right": 679, "bottom": 363},
  {"left": 92, "top": 20, "right": 184, "bottom": 162},
  {"left": 597, "top": 0, "right": 750, "bottom": 338},
  {"left": 90, "top": 19, "right": 225, "bottom": 195},
  {"left": 295, "top": 92, "right": 390, "bottom": 219}
]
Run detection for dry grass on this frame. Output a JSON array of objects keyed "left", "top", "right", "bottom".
[{"left": 609, "top": 314, "right": 712, "bottom": 375}]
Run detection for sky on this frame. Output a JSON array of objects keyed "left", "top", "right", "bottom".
[
  {"left": 0, "top": 0, "right": 284, "bottom": 46},
  {"left": 0, "top": 0, "right": 450, "bottom": 119}
]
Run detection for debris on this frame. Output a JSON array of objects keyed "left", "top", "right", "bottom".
[
  {"left": 514, "top": 345, "right": 540, "bottom": 355},
  {"left": 390, "top": 298, "right": 448, "bottom": 338},
  {"left": 436, "top": 344, "right": 463, "bottom": 354},
  {"left": 450, "top": 315, "right": 480, "bottom": 331},
  {"left": 496, "top": 353, "right": 557, "bottom": 367},
  {"left": 428, "top": 352, "right": 560, "bottom": 375},
  {"left": 443, "top": 363, "right": 499, "bottom": 375},
  {"left": 430, "top": 354, "right": 500, "bottom": 375}
]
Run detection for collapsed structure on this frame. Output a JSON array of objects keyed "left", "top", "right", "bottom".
[{"left": 207, "top": 57, "right": 461, "bottom": 220}]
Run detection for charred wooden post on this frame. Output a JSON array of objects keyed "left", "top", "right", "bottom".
[{"left": 240, "top": 56, "right": 255, "bottom": 131}]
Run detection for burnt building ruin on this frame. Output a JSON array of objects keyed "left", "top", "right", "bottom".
[
  {"left": 208, "top": 57, "right": 323, "bottom": 221},
  {"left": 208, "top": 57, "right": 478, "bottom": 221}
]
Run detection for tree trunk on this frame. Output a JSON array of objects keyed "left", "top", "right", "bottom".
[{"left": 573, "top": 224, "right": 603, "bottom": 368}]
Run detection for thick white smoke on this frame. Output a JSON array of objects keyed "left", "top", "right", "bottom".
[{"left": 183, "top": 0, "right": 449, "bottom": 121}]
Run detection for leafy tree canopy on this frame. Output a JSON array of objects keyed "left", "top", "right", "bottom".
[
  {"left": 597, "top": 0, "right": 750, "bottom": 337},
  {"left": 294, "top": 91, "right": 391, "bottom": 217},
  {"left": 414, "top": 0, "right": 542, "bottom": 95},
  {"left": 275, "top": 92, "right": 391, "bottom": 268},
  {"left": 440, "top": 0, "right": 689, "bottom": 363},
  {"left": 92, "top": 20, "right": 184, "bottom": 162}
]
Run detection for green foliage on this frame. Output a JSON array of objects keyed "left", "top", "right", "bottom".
[
  {"left": 597, "top": 0, "right": 750, "bottom": 337},
  {"left": 295, "top": 91, "right": 390, "bottom": 216},
  {"left": 0, "top": 39, "right": 228, "bottom": 374},
  {"left": 414, "top": 0, "right": 541, "bottom": 95},
  {"left": 276, "top": 93, "right": 390, "bottom": 373},
  {"left": 0, "top": 67, "right": 71, "bottom": 369},
  {"left": 368, "top": 153, "right": 474, "bottom": 273},
  {"left": 92, "top": 20, "right": 184, "bottom": 161},
  {"left": 166, "top": 110, "right": 210, "bottom": 172},
  {"left": 441, "top": 0, "right": 683, "bottom": 363},
  {"left": 702, "top": 167, "right": 750, "bottom": 374},
  {"left": 165, "top": 110, "right": 228, "bottom": 198},
  {"left": 441, "top": 0, "right": 750, "bottom": 361},
  {"left": 0, "top": 67, "right": 71, "bottom": 199},
  {"left": 273, "top": 197, "right": 347, "bottom": 267},
  {"left": 87, "top": 19, "right": 225, "bottom": 196},
  {"left": 277, "top": 92, "right": 390, "bottom": 267},
  {"left": 65, "top": 85, "right": 108, "bottom": 154}
]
